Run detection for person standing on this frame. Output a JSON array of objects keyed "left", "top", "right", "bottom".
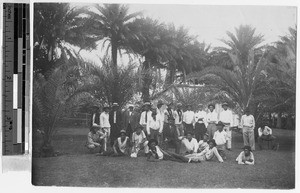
[
  {"left": 109, "top": 103, "right": 122, "bottom": 147},
  {"left": 240, "top": 108, "right": 256, "bottom": 151},
  {"left": 183, "top": 104, "right": 195, "bottom": 135},
  {"left": 139, "top": 102, "right": 152, "bottom": 137},
  {"left": 163, "top": 102, "right": 175, "bottom": 141},
  {"left": 206, "top": 104, "right": 218, "bottom": 140},
  {"left": 91, "top": 106, "right": 101, "bottom": 127},
  {"left": 100, "top": 104, "right": 110, "bottom": 151},
  {"left": 122, "top": 104, "right": 135, "bottom": 140},
  {"left": 174, "top": 103, "right": 184, "bottom": 138},
  {"left": 194, "top": 104, "right": 207, "bottom": 141},
  {"left": 146, "top": 109, "right": 162, "bottom": 143},
  {"left": 219, "top": 102, "right": 233, "bottom": 150},
  {"left": 156, "top": 100, "right": 165, "bottom": 137}
]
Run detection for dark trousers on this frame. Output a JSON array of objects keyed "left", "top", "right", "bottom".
[
  {"left": 184, "top": 123, "right": 194, "bottom": 135},
  {"left": 110, "top": 123, "right": 119, "bottom": 147},
  {"left": 126, "top": 123, "right": 133, "bottom": 140},
  {"left": 195, "top": 122, "right": 207, "bottom": 141}
]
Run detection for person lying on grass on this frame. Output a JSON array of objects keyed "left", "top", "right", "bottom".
[
  {"left": 197, "top": 133, "right": 209, "bottom": 153},
  {"left": 86, "top": 125, "right": 107, "bottom": 153},
  {"left": 130, "top": 125, "right": 149, "bottom": 158},
  {"left": 236, "top": 146, "right": 254, "bottom": 165},
  {"left": 185, "top": 139, "right": 224, "bottom": 163},
  {"left": 112, "top": 130, "right": 131, "bottom": 156},
  {"left": 147, "top": 139, "right": 200, "bottom": 163}
]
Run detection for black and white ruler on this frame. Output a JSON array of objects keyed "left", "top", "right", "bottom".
[{"left": 2, "top": 3, "right": 30, "bottom": 155}]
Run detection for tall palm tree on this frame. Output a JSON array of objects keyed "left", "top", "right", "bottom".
[
  {"left": 34, "top": 3, "right": 102, "bottom": 77},
  {"left": 187, "top": 25, "right": 267, "bottom": 112}
]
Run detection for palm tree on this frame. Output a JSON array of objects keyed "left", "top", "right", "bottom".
[
  {"left": 34, "top": 3, "right": 102, "bottom": 77},
  {"left": 187, "top": 25, "right": 267, "bottom": 112}
]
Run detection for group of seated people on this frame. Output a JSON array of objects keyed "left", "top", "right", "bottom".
[{"left": 86, "top": 119, "right": 256, "bottom": 165}]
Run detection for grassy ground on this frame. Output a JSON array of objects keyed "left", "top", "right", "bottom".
[{"left": 32, "top": 127, "right": 295, "bottom": 189}]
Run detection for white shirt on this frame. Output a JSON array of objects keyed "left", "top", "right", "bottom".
[
  {"left": 100, "top": 112, "right": 110, "bottom": 128},
  {"left": 236, "top": 151, "right": 255, "bottom": 165},
  {"left": 195, "top": 110, "right": 207, "bottom": 124},
  {"left": 117, "top": 137, "right": 129, "bottom": 153},
  {"left": 258, "top": 126, "right": 272, "bottom": 137},
  {"left": 183, "top": 110, "right": 195, "bottom": 125},
  {"left": 139, "top": 111, "right": 152, "bottom": 126},
  {"left": 182, "top": 138, "right": 198, "bottom": 153},
  {"left": 241, "top": 114, "right": 255, "bottom": 128},
  {"left": 132, "top": 131, "right": 146, "bottom": 145},
  {"left": 147, "top": 115, "right": 162, "bottom": 134},
  {"left": 213, "top": 130, "right": 227, "bottom": 145},
  {"left": 206, "top": 110, "right": 218, "bottom": 124},
  {"left": 157, "top": 108, "right": 165, "bottom": 131},
  {"left": 219, "top": 109, "right": 233, "bottom": 126},
  {"left": 174, "top": 109, "right": 183, "bottom": 125}
]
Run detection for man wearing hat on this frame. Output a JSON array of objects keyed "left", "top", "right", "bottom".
[
  {"left": 156, "top": 100, "right": 165, "bottom": 136},
  {"left": 183, "top": 104, "right": 195, "bottom": 135},
  {"left": 195, "top": 104, "right": 207, "bottom": 142},
  {"left": 139, "top": 102, "right": 152, "bottom": 136},
  {"left": 219, "top": 102, "right": 233, "bottom": 150},
  {"left": 174, "top": 103, "right": 184, "bottom": 138},
  {"left": 240, "top": 108, "right": 256, "bottom": 150},
  {"left": 100, "top": 104, "right": 111, "bottom": 151},
  {"left": 122, "top": 104, "right": 136, "bottom": 139},
  {"left": 112, "top": 130, "right": 131, "bottom": 156},
  {"left": 206, "top": 104, "right": 218, "bottom": 140},
  {"left": 109, "top": 103, "right": 122, "bottom": 147}
]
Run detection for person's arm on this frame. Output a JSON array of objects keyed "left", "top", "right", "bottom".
[
  {"left": 139, "top": 112, "right": 144, "bottom": 126},
  {"left": 252, "top": 115, "right": 255, "bottom": 129},
  {"left": 258, "top": 127, "right": 262, "bottom": 137},
  {"left": 99, "top": 114, "right": 104, "bottom": 128},
  {"left": 193, "top": 139, "right": 198, "bottom": 153},
  {"left": 266, "top": 126, "right": 272, "bottom": 135},
  {"left": 146, "top": 117, "right": 151, "bottom": 135},
  {"left": 240, "top": 115, "right": 244, "bottom": 127},
  {"left": 92, "top": 113, "right": 96, "bottom": 125},
  {"left": 230, "top": 111, "right": 234, "bottom": 127},
  {"left": 236, "top": 152, "right": 245, "bottom": 164},
  {"left": 245, "top": 152, "right": 255, "bottom": 165}
]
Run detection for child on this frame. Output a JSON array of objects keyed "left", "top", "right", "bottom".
[
  {"left": 185, "top": 139, "right": 224, "bottom": 163},
  {"left": 198, "top": 133, "right": 209, "bottom": 153},
  {"left": 130, "top": 125, "right": 149, "bottom": 158},
  {"left": 112, "top": 130, "right": 131, "bottom": 156},
  {"left": 147, "top": 139, "right": 198, "bottom": 163},
  {"left": 86, "top": 125, "right": 106, "bottom": 153},
  {"left": 213, "top": 121, "right": 227, "bottom": 160},
  {"left": 236, "top": 146, "right": 255, "bottom": 165}
]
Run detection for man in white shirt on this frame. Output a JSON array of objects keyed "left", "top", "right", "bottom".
[
  {"left": 206, "top": 104, "right": 218, "bottom": 140},
  {"left": 174, "top": 103, "right": 184, "bottom": 138},
  {"left": 139, "top": 102, "right": 152, "bottom": 137},
  {"left": 240, "top": 108, "right": 255, "bottom": 150},
  {"left": 213, "top": 121, "right": 227, "bottom": 160},
  {"left": 147, "top": 109, "right": 162, "bottom": 145},
  {"left": 100, "top": 104, "right": 111, "bottom": 151},
  {"left": 194, "top": 104, "right": 207, "bottom": 141},
  {"left": 258, "top": 123, "right": 278, "bottom": 150},
  {"left": 156, "top": 100, "right": 165, "bottom": 134},
  {"left": 219, "top": 102, "right": 233, "bottom": 150},
  {"left": 183, "top": 104, "right": 195, "bottom": 135},
  {"left": 181, "top": 132, "right": 198, "bottom": 155}
]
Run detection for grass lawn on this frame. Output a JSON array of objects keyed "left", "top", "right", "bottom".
[{"left": 32, "top": 127, "right": 295, "bottom": 189}]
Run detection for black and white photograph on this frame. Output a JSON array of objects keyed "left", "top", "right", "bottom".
[{"left": 31, "top": 0, "right": 297, "bottom": 189}]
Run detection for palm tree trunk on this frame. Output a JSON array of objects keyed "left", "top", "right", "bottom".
[
  {"left": 111, "top": 38, "right": 119, "bottom": 103},
  {"left": 141, "top": 60, "right": 151, "bottom": 102}
]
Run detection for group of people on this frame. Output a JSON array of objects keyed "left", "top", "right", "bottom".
[{"left": 87, "top": 100, "right": 279, "bottom": 164}]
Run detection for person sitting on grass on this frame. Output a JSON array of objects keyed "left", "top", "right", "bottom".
[
  {"left": 185, "top": 139, "right": 224, "bottom": 163},
  {"left": 197, "top": 133, "right": 209, "bottom": 153},
  {"left": 147, "top": 139, "right": 199, "bottom": 163},
  {"left": 258, "top": 123, "right": 279, "bottom": 151},
  {"left": 236, "top": 146, "right": 255, "bottom": 165},
  {"left": 130, "top": 125, "right": 149, "bottom": 158},
  {"left": 180, "top": 132, "right": 198, "bottom": 155},
  {"left": 86, "top": 125, "right": 106, "bottom": 153},
  {"left": 213, "top": 121, "right": 227, "bottom": 160},
  {"left": 112, "top": 130, "right": 131, "bottom": 156}
]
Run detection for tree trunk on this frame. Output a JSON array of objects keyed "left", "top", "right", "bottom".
[
  {"left": 276, "top": 112, "right": 282, "bottom": 129},
  {"left": 141, "top": 60, "right": 151, "bottom": 102},
  {"left": 111, "top": 38, "right": 119, "bottom": 103}
]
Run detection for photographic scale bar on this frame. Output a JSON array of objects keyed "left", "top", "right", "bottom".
[{"left": 2, "top": 3, "right": 30, "bottom": 155}]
